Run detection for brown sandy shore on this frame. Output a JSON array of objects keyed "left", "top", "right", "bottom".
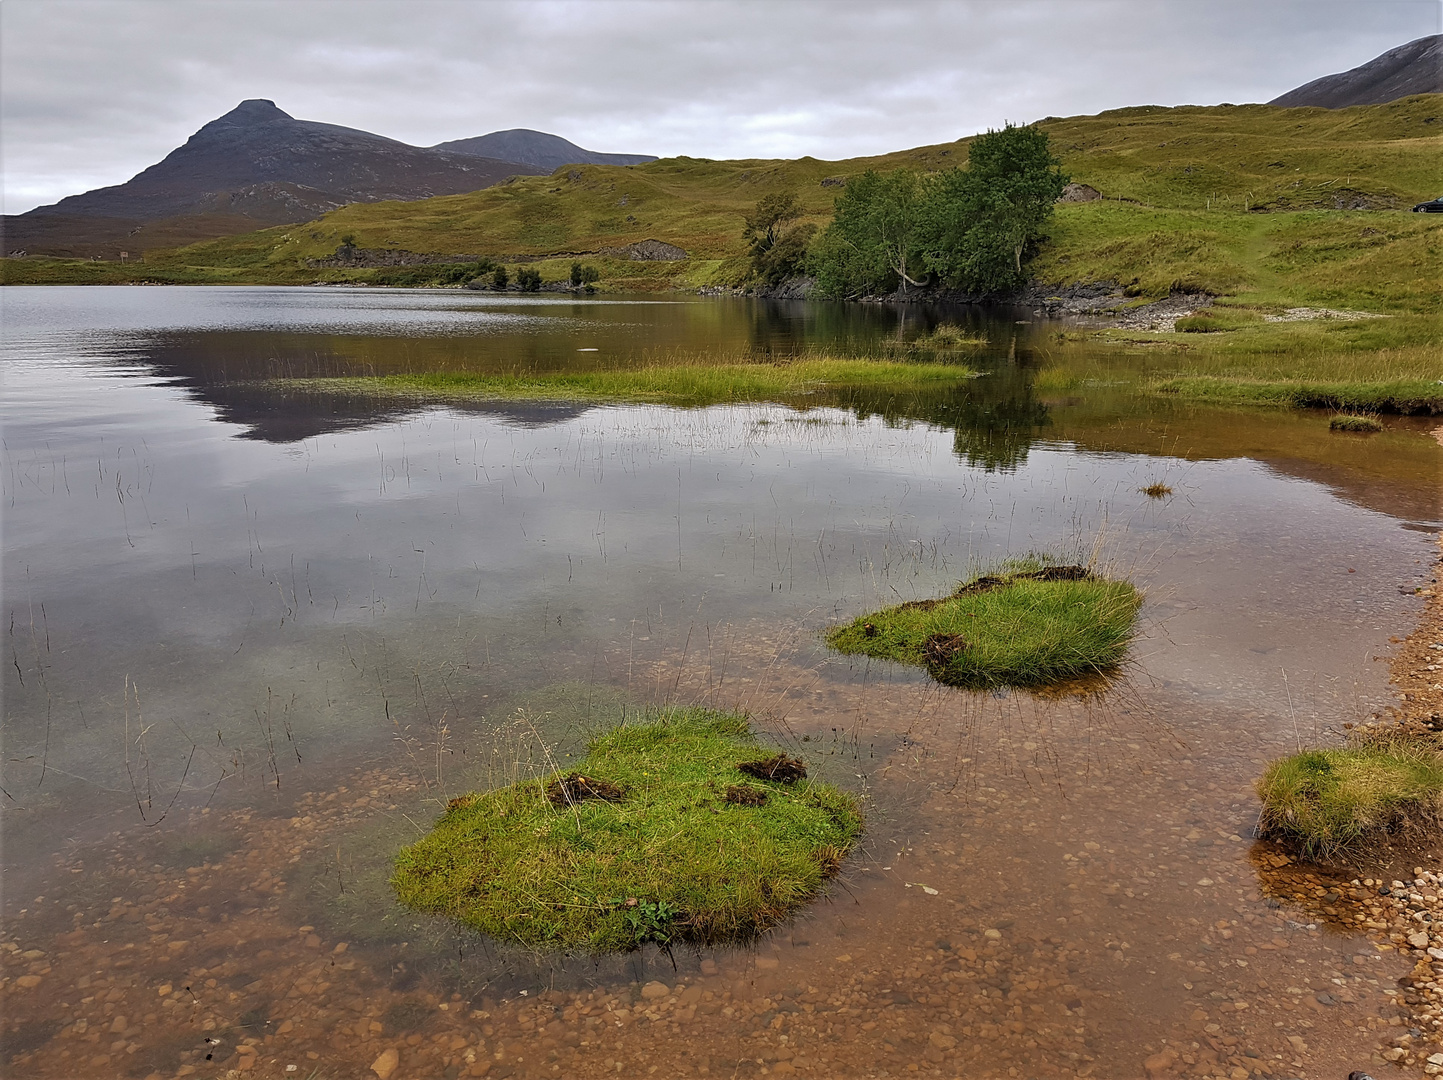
[{"left": 2, "top": 542, "right": 1442, "bottom": 1080}]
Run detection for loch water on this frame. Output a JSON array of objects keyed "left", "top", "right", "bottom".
[{"left": 3, "top": 286, "right": 1441, "bottom": 1079}]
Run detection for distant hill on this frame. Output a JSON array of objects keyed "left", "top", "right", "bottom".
[
  {"left": 3, "top": 100, "right": 546, "bottom": 259},
  {"left": 435, "top": 128, "right": 656, "bottom": 171},
  {"left": 1270, "top": 35, "right": 1442, "bottom": 108}
]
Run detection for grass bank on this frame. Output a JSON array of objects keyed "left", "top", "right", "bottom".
[
  {"left": 276, "top": 354, "right": 979, "bottom": 407},
  {"left": 1036, "top": 311, "right": 1443, "bottom": 414},
  {"left": 1257, "top": 732, "right": 1443, "bottom": 859},
  {"left": 826, "top": 560, "right": 1143, "bottom": 689},
  {"left": 391, "top": 708, "right": 862, "bottom": 951}
]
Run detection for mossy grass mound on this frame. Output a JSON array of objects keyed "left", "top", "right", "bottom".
[
  {"left": 1257, "top": 734, "right": 1443, "bottom": 858},
  {"left": 391, "top": 708, "right": 862, "bottom": 952},
  {"left": 1329, "top": 413, "right": 1385, "bottom": 432},
  {"left": 826, "top": 560, "right": 1142, "bottom": 689}
]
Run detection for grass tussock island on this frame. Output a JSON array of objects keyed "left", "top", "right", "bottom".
[
  {"left": 277, "top": 354, "right": 978, "bottom": 407},
  {"left": 391, "top": 708, "right": 862, "bottom": 952},
  {"left": 826, "top": 560, "right": 1143, "bottom": 689},
  {"left": 1257, "top": 731, "right": 1443, "bottom": 859}
]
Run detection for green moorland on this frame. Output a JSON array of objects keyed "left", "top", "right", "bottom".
[
  {"left": 7, "top": 94, "right": 1437, "bottom": 299},
  {"left": 391, "top": 708, "right": 862, "bottom": 951},
  {"left": 826, "top": 561, "right": 1144, "bottom": 689},
  {"left": 1256, "top": 733, "right": 1443, "bottom": 859},
  {"left": 6, "top": 95, "right": 1439, "bottom": 410}
]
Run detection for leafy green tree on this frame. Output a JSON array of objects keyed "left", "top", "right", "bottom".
[
  {"left": 811, "top": 170, "right": 931, "bottom": 297},
  {"left": 491, "top": 266, "right": 509, "bottom": 290},
  {"left": 921, "top": 124, "right": 1067, "bottom": 293},
  {"left": 742, "top": 193, "right": 816, "bottom": 286},
  {"left": 570, "top": 261, "right": 585, "bottom": 287},
  {"left": 517, "top": 267, "right": 542, "bottom": 292}
]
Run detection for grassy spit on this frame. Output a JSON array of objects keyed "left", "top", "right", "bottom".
[
  {"left": 391, "top": 708, "right": 862, "bottom": 952},
  {"left": 826, "top": 560, "right": 1143, "bottom": 689},
  {"left": 1257, "top": 730, "right": 1443, "bottom": 859},
  {"left": 276, "top": 353, "right": 978, "bottom": 407}
]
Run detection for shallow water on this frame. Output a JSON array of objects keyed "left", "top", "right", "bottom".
[{"left": 3, "top": 286, "right": 1441, "bottom": 1079}]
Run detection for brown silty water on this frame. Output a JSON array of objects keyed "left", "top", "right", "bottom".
[{"left": 3, "top": 287, "right": 1441, "bottom": 1080}]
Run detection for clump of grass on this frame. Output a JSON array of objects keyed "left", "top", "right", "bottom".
[
  {"left": 826, "top": 559, "right": 1142, "bottom": 689},
  {"left": 391, "top": 708, "right": 861, "bottom": 952},
  {"left": 917, "top": 323, "right": 988, "bottom": 348},
  {"left": 1329, "top": 413, "right": 1384, "bottom": 433},
  {"left": 1175, "top": 313, "right": 1226, "bottom": 333},
  {"left": 1257, "top": 735, "right": 1443, "bottom": 858},
  {"left": 1140, "top": 482, "right": 1173, "bottom": 498}
]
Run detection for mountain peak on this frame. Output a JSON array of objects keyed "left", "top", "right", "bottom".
[{"left": 217, "top": 99, "right": 294, "bottom": 125}]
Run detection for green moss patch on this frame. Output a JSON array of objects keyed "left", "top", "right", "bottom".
[
  {"left": 1257, "top": 739, "right": 1443, "bottom": 858},
  {"left": 391, "top": 708, "right": 861, "bottom": 952},
  {"left": 826, "top": 562, "right": 1142, "bottom": 689}
]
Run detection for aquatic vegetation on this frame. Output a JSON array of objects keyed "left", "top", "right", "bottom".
[
  {"left": 391, "top": 708, "right": 862, "bottom": 951},
  {"left": 1139, "top": 482, "right": 1173, "bottom": 498},
  {"left": 1257, "top": 734, "right": 1443, "bottom": 858},
  {"left": 1329, "top": 413, "right": 1385, "bottom": 432},
  {"left": 276, "top": 354, "right": 978, "bottom": 408},
  {"left": 826, "top": 559, "right": 1142, "bottom": 689}
]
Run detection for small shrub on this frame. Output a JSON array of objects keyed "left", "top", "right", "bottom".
[
  {"left": 1329, "top": 413, "right": 1383, "bottom": 432},
  {"left": 1175, "top": 313, "right": 1224, "bottom": 333},
  {"left": 516, "top": 267, "right": 543, "bottom": 292},
  {"left": 491, "top": 266, "right": 509, "bottom": 290},
  {"left": 1140, "top": 482, "right": 1173, "bottom": 498}
]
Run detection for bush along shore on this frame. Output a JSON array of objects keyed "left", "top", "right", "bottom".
[
  {"left": 826, "top": 559, "right": 1143, "bottom": 690},
  {"left": 391, "top": 708, "right": 862, "bottom": 952}
]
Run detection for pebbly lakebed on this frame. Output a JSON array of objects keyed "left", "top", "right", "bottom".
[{"left": 3, "top": 285, "right": 1442, "bottom": 1079}]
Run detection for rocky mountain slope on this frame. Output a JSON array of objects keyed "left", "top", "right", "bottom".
[
  {"left": 3, "top": 102, "right": 652, "bottom": 259},
  {"left": 1270, "top": 34, "right": 1442, "bottom": 108},
  {"left": 435, "top": 128, "right": 655, "bottom": 171}
]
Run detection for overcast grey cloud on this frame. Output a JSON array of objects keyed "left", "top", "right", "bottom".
[{"left": 2, "top": 0, "right": 1437, "bottom": 214}]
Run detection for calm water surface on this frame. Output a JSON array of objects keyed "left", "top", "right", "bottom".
[{"left": 3, "top": 286, "right": 1441, "bottom": 1079}]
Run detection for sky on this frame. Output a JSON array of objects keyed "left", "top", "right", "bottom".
[{"left": 2, "top": 0, "right": 1438, "bottom": 215}]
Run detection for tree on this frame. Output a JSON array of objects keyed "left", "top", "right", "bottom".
[
  {"left": 742, "top": 193, "right": 816, "bottom": 286},
  {"left": 491, "top": 265, "right": 509, "bottom": 290},
  {"left": 811, "top": 170, "right": 931, "bottom": 297},
  {"left": 920, "top": 124, "right": 1067, "bottom": 293},
  {"left": 517, "top": 267, "right": 542, "bottom": 292}
]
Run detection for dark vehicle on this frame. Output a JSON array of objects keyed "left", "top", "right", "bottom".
[{"left": 1412, "top": 197, "right": 1443, "bottom": 212}]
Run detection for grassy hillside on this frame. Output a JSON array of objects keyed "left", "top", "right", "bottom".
[{"left": 5, "top": 94, "right": 1440, "bottom": 309}]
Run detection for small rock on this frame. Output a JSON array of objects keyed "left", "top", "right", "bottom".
[
  {"left": 699, "top": 959, "right": 718, "bottom": 976},
  {"left": 370, "top": 1048, "right": 400, "bottom": 1079},
  {"left": 984, "top": 929, "right": 1002, "bottom": 940},
  {"left": 640, "top": 981, "right": 670, "bottom": 1000},
  {"left": 1144, "top": 1048, "right": 1177, "bottom": 1077},
  {"left": 13, "top": 974, "right": 42, "bottom": 989},
  {"left": 928, "top": 1032, "right": 956, "bottom": 1051},
  {"left": 1411, "top": 931, "right": 1430, "bottom": 949}
]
